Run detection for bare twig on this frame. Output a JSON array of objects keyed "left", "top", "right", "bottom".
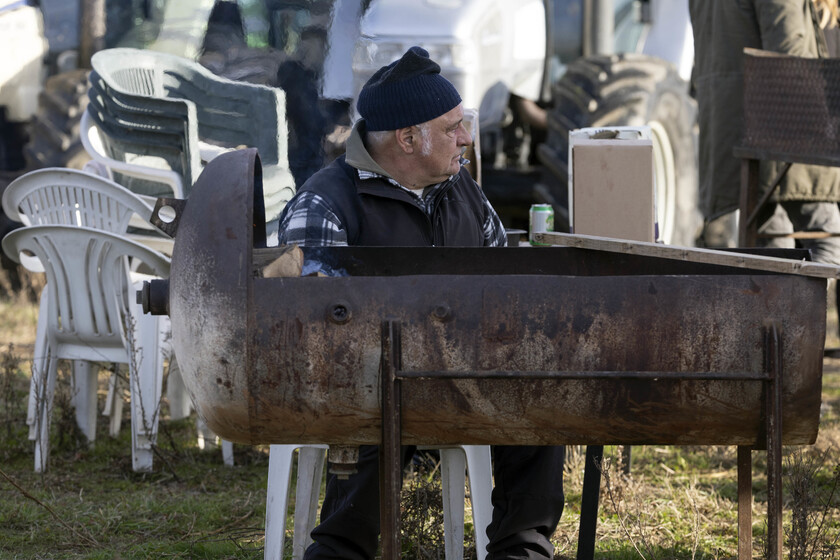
[
  {"left": 686, "top": 482, "right": 700, "bottom": 560},
  {"left": 151, "top": 443, "right": 181, "bottom": 482},
  {"left": 0, "top": 466, "right": 100, "bottom": 547},
  {"left": 204, "top": 510, "right": 254, "bottom": 536},
  {"left": 601, "top": 455, "right": 653, "bottom": 560}
]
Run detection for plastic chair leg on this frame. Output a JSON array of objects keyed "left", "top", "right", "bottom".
[
  {"left": 33, "top": 356, "right": 58, "bottom": 473},
  {"left": 463, "top": 445, "right": 492, "bottom": 560},
  {"left": 196, "top": 417, "right": 212, "bottom": 449},
  {"left": 264, "top": 445, "right": 297, "bottom": 560},
  {"left": 440, "top": 447, "right": 468, "bottom": 560},
  {"left": 264, "top": 445, "right": 328, "bottom": 560},
  {"left": 194, "top": 416, "right": 235, "bottom": 465},
  {"left": 27, "top": 289, "right": 50, "bottom": 441},
  {"left": 264, "top": 445, "right": 492, "bottom": 560},
  {"left": 222, "top": 440, "right": 234, "bottom": 466},
  {"left": 71, "top": 360, "right": 98, "bottom": 444},
  {"left": 128, "top": 298, "right": 166, "bottom": 472},
  {"left": 291, "top": 446, "right": 326, "bottom": 560},
  {"left": 103, "top": 369, "right": 125, "bottom": 437},
  {"left": 165, "top": 355, "right": 192, "bottom": 420}
]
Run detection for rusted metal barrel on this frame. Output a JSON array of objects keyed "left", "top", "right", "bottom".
[{"left": 152, "top": 148, "right": 825, "bottom": 448}]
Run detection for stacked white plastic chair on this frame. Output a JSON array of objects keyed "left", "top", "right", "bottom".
[
  {"left": 2, "top": 168, "right": 171, "bottom": 472},
  {"left": 264, "top": 444, "right": 493, "bottom": 560},
  {"left": 86, "top": 47, "right": 296, "bottom": 243}
]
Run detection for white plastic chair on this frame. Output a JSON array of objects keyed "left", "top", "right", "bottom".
[
  {"left": 3, "top": 168, "right": 161, "bottom": 443},
  {"left": 87, "top": 48, "right": 297, "bottom": 231},
  {"left": 264, "top": 444, "right": 492, "bottom": 560},
  {"left": 2, "top": 225, "right": 171, "bottom": 472},
  {"left": 2, "top": 167, "right": 233, "bottom": 467}
]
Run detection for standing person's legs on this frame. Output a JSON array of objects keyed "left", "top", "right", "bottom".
[
  {"left": 304, "top": 445, "right": 415, "bottom": 560},
  {"left": 485, "top": 445, "right": 566, "bottom": 560},
  {"left": 781, "top": 201, "right": 840, "bottom": 265},
  {"left": 756, "top": 202, "right": 796, "bottom": 249},
  {"left": 699, "top": 211, "right": 738, "bottom": 248},
  {"left": 303, "top": 444, "right": 381, "bottom": 560}
]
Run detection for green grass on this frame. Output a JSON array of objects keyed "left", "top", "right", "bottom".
[{"left": 0, "top": 414, "right": 270, "bottom": 559}]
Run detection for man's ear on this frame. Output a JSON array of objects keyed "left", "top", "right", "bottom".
[{"left": 395, "top": 126, "right": 416, "bottom": 154}]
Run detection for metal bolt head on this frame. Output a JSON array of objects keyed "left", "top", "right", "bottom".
[
  {"left": 328, "top": 301, "right": 351, "bottom": 324},
  {"left": 432, "top": 304, "right": 451, "bottom": 321}
]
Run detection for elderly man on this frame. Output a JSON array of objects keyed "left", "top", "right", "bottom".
[{"left": 276, "top": 46, "right": 566, "bottom": 560}]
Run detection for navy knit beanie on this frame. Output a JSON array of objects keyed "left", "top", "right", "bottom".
[{"left": 357, "top": 46, "right": 462, "bottom": 131}]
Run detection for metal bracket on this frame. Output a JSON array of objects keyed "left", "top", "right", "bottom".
[{"left": 150, "top": 197, "right": 187, "bottom": 238}]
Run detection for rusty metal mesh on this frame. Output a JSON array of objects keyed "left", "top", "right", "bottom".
[{"left": 741, "top": 49, "right": 840, "bottom": 161}]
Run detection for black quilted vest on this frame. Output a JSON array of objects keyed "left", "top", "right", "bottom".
[{"left": 297, "top": 155, "right": 488, "bottom": 247}]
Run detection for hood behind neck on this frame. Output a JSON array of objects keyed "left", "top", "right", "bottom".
[{"left": 345, "top": 120, "right": 392, "bottom": 178}]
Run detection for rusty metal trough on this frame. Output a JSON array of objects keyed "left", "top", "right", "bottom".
[{"left": 142, "top": 148, "right": 828, "bottom": 560}]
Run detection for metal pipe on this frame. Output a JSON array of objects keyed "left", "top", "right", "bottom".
[
  {"left": 589, "top": 0, "right": 614, "bottom": 56},
  {"left": 78, "top": 0, "right": 106, "bottom": 69},
  {"left": 399, "top": 370, "right": 771, "bottom": 381}
]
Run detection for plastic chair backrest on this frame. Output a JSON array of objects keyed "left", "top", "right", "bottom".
[
  {"left": 2, "top": 167, "right": 156, "bottom": 232},
  {"left": 90, "top": 47, "right": 296, "bottom": 222},
  {"left": 91, "top": 47, "right": 288, "bottom": 167},
  {"left": 2, "top": 225, "right": 170, "bottom": 358},
  {"left": 80, "top": 110, "right": 187, "bottom": 200},
  {"left": 86, "top": 75, "right": 199, "bottom": 197}
]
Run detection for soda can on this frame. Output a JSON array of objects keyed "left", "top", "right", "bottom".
[{"left": 529, "top": 204, "right": 554, "bottom": 245}]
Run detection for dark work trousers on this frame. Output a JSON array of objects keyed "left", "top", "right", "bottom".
[{"left": 303, "top": 444, "right": 566, "bottom": 560}]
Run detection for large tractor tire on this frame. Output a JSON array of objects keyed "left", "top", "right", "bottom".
[
  {"left": 537, "top": 53, "right": 702, "bottom": 247},
  {"left": 4, "top": 69, "right": 89, "bottom": 300},
  {"left": 23, "top": 68, "right": 91, "bottom": 171},
  {"left": 0, "top": 112, "right": 28, "bottom": 172}
]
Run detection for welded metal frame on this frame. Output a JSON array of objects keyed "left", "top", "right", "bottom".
[{"left": 379, "top": 321, "right": 787, "bottom": 560}]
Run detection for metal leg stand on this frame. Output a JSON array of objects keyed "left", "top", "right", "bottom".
[
  {"left": 577, "top": 445, "right": 603, "bottom": 560},
  {"left": 737, "top": 446, "right": 752, "bottom": 560},
  {"left": 380, "top": 320, "right": 403, "bottom": 560},
  {"left": 765, "top": 323, "right": 783, "bottom": 560},
  {"left": 622, "top": 445, "right": 632, "bottom": 474}
]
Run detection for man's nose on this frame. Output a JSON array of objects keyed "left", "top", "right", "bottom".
[{"left": 457, "top": 122, "right": 472, "bottom": 145}]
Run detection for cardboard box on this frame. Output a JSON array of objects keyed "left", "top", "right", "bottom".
[{"left": 568, "top": 127, "right": 656, "bottom": 242}]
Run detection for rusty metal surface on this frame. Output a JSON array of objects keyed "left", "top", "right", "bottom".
[
  {"left": 244, "top": 271, "right": 823, "bottom": 447},
  {"left": 164, "top": 149, "right": 826, "bottom": 448},
  {"left": 737, "top": 48, "right": 840, "bottom": 167},
  {"left": 167, "top": 148, "right": 262, "bottom": 440}
]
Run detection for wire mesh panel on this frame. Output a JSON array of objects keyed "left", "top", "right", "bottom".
[{"left": 740, "top": 47, "right": 840, "bottom": 165}]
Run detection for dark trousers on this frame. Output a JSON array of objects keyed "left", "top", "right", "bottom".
[{"left": 303, "top": 444, "right": 566, "bottom": 560}]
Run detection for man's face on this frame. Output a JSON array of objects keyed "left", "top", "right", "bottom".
[{"left": 415, "top": 104, "right": 471, "bottom": 185}]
